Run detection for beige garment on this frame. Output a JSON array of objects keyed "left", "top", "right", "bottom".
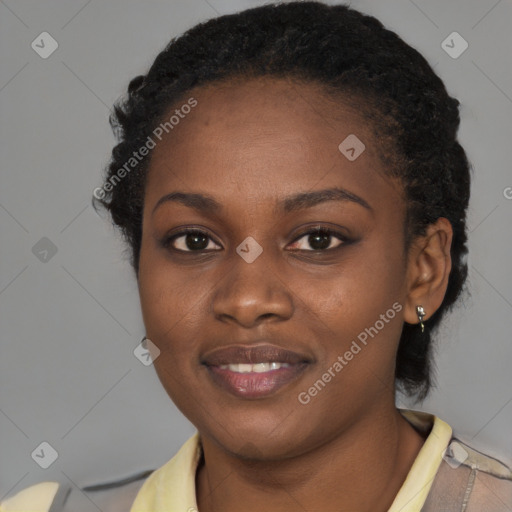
[
  {"left": 2, "top": 410, "right": 511, "bottom": 511},
  {"left": 422, "top": 439, "right": 512, "bottom": 511}
]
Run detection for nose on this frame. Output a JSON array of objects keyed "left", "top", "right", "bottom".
[{"left": 211, "top": 248, "right": 294, "bottom": 328}]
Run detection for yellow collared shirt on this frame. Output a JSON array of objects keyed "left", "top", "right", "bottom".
[
  {"left": 128, "top": 409, "right": 452, "bottom": 512},
  {"left": 2, "top": 410, "right": 511, "bottom": 511}
]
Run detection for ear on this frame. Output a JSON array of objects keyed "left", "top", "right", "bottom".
[{"left": 403, "top": 217, "right": 453, "bottom": 326}]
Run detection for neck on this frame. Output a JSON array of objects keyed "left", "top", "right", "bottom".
[{"left": 196, "top": 404, "right": 426, "bottom": 512}]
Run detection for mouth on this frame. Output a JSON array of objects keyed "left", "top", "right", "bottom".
[{"left": 201, "top": 344, "right": 312, "bottom": 399}]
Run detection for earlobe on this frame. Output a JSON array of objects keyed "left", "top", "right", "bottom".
[{"left": 403, "top": 217, "right": 453, "bottom": 327}]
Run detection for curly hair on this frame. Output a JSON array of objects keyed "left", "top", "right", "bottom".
[{"left": 92, "top": 1, "right": 471, "bottom": 400}]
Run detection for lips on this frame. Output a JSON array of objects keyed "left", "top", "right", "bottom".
[
  {"left": 201, "top": 344, "right": 312, "bottom": 399},
  {"left": 201, "top": 344, "right": 310, "bottom": 366}
]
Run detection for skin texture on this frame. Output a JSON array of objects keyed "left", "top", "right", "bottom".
[{"left": 137, "top": 76, "right": 453, "bottom": 512}]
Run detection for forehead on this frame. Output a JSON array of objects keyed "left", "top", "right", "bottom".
[{"left": 145, "top": 76, "right": 403, "bottom": 215}]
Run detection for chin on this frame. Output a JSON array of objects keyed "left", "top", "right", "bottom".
[{"left": 199, "top": 411, "right": 315, "bottom": 461}]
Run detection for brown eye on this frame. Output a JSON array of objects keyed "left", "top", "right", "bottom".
[
  {"left": 162, "top": 229, "right": 221, "bottom": 252},
  {"left": 288, "top": 228, "right": 348, "bottom": 251}
]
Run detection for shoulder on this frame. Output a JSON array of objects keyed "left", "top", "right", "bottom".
[
  {"left": 0, "top": 469, "right": 154, "bottom": 512},
  {"left": 1, "top": 433, "right": 200, "bottom": 512},
  {"left": 423, "top": 437, "right": 512, "bottom": 511}
]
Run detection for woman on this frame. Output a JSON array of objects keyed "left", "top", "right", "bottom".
[{"left": 2, "top": 2, "right": 510, "bottom": 511}]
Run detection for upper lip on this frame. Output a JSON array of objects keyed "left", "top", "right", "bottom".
[{"left": 201, "top": 344, "right": 312, "bottom": 366}]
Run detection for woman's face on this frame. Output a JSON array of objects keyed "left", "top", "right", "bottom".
[{"left": 138, "top": 77, "right": 411, "bottom": 458}]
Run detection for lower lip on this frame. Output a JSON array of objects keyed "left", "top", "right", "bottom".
[{"left": 205, "top": 364, "right": 309, "bottom": 399}]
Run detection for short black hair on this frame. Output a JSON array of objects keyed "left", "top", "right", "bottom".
[{"left": 93, "top": 1, "right": 471, "bottom": 400}]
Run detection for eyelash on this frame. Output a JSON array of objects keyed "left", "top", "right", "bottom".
[{"left": 161, "top": 226, "right": 351, "bottom": 254}]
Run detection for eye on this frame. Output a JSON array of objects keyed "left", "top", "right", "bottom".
[
  {"left": 288, "top": 226, "right": 348, "bottom": 252},
  {"left": 161, "top": 225, "right": 350, "bottom": 254},
  {"left": 162, "top": 228, "right": 221, "bottom": 252}
]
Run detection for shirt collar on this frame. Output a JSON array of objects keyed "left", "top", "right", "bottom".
[
  {"left": 130, "top": 409, "right": 452, "bottom": 512},
  {"left": 389, "top": 409, "right": 452, "bottom": 511}
]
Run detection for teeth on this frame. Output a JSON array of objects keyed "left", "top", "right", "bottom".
[{"left": 218, "top": 362, "right": 291, "bottom": 373}]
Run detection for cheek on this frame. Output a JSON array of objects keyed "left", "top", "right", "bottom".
[
  {"left": 307, "top": 240, "right": 406, "bottom": 369},
  {"left": 137, "top": 256, "right": 206, "bottom": 404},
  {"left": 137, "top": 248, "right": 201, "bottom": 354},
  {"left": 350, "top": 231, "right": 406, "bottom": 302},
  {"left": 312, "top": 242, "right": 403, "bottom": 319}
]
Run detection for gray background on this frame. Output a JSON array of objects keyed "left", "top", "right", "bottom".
[{"left": 1, "top": 0, "right": 511, "bottom": 500}]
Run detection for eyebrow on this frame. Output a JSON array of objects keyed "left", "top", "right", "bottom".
[{"left": 151, "top": 187, "right": 373, "bottom": 217}]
